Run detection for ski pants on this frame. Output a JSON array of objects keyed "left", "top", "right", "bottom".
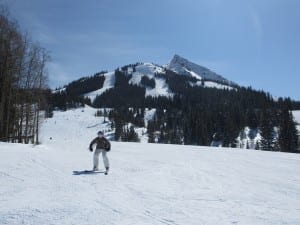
[{"left": 93, "top": 148, "right": 109, "bottom": 169}]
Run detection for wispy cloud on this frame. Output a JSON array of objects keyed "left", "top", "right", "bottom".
[
  {"left": 47, "top": 62, "right": 71, "bottom": 88},
  {"left": 45, "top": 29, "right": 169, "bottom": 87},
  {"left": 250, "top": 9, "right": 263, "bottom": 53}
]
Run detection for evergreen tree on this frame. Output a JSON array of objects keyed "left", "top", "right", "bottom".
[
  {"left": 259, "top": 109, "right": 276, "bottom": 151},
  {"left": 141, "top": 76, "right": 155, "bottom": 88},
  {"left": 278, "top": 107, "right": 298, "bottom": 152},
  {"left": 246, "top": 109, "right": 259, "bottom": 129},
  {"left": 255, "top": 141, "right": 260, "bottom": 150},
  {"left": 147, "top": 120, "right": 156, "bottom": 143}
]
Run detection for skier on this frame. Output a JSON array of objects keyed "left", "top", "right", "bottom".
[{"left": 89, "top": 131, "right": 111, "bottom": 175}]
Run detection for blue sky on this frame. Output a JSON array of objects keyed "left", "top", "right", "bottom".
[{"left": 4, "top": 0, "right": 300, "bottom": 100}]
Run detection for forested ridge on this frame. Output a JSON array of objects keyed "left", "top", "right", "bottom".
[{"left": 50, "top": 66, "right": 300, "bottom": 152}]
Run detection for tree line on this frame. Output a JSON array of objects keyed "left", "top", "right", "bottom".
[
  {"left": 50, "top": 71, "right": 106, "bottom": 110},
  {"left": 0, "top": 6, "right": 49, "bottom": 144},
  {"left": 107, "top": 96, "right": 299, "bottom": 153}
]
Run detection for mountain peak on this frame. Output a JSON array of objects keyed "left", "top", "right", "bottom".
[
  {"left": 167, "top": 54, "right": 234, "bottom": 85},
  {"left": 171, "top": 54, "right": 189, "bottom": 63}
]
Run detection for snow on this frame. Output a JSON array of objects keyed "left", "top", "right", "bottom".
[
  {"left": 84, "top": 71, "right": 115, "bottom": 102},
  {"left": 292, "top": 110, "right": 300, "bottom": 133},
  {"left": 135, "top": 63, "right": 164, "bottom": 75},
  {"left": 144, "top": 108, "right": 156, "bottom": 126},
  {"left": 293, "top": 110, "right": 300, "bottom": 124},
  {"left": 167, "top": 55, "right": 234, "bottom": 90},
  {"left": 236, "top": 127, "right": 261, "bottom": 149},
  {"left": 167, "top": 54, "right": 234, "bottom": 86},
  {"left": 189, "top": 70, "right": 202, "bottom": 80},
  {"left": 203, "top": 81, "right": 234, "bottom": 90},
  {"left": 129, "top": 63, "right": 173, "bottom": 97},
  {"left": 52, "top": 87, "right": 66, "bottom": 93},
  {"left": 145, "top": 77, "right": 173, "bottom": 97},
  {"left": 1, "top": 106, "right": 300, "bottom": 225},
  {"left": 293, "top": 110, "right": 300, "bottom": 120},
  {"left": 190, "top": 80, "right": 234, "bottom": 90}
]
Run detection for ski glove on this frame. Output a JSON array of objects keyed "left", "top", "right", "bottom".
[
  {"left": 105, "top": 145, "right": 111, "bottom": 151},
  {"left": 89, "top": 147, "right": 93, "bottom": 152}
]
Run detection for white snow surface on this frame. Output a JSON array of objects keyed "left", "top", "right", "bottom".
[
  {"left": 203, "top": 81, "right": 234, "bottom": 90},
  {"left": 146, "top": 76, "right": 173, "bottom": 97},
  {"left": 1, "top": 106, "right": 300, "bottom": 225},
  {"left": 293, "top": 110, "right": 300, "bottom": 133},
  {"left": 293, "top": 110, "right": 300, "bottom": 123}
]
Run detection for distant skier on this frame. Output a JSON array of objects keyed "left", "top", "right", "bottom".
[{"left": 89, "top": 131, "right": 111, "bottom": 175}]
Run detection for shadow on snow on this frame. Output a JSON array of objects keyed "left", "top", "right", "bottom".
[{"left": 72, "top": 170, "right": 105, "bottom": 175}]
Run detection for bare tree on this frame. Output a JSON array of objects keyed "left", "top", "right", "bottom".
[{"left": 0, "top": 5, "right": 49, "bottom": 144}]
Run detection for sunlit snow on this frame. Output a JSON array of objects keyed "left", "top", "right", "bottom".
[{"left": 1, "top": 106, "right": 299, "bottom": 225}]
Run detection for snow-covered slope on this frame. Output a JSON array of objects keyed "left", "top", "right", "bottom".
[
  {"left": 1, "top": 106, "right": 299, "bottom": 225},
  {"left": 84, "top": 71, "right": 115, "bottom": 102},
  {"left": 83, "top": 62, "right": 174, "bottom": 100},
  {"left": 168, "top": 54, "right": 235, "bottom": 86},
  {"left": 129, "top": 63, "right": 173, "bottom": 97}
]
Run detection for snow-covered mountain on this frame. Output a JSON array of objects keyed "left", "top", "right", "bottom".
[
  {"left": 167, "top": 54, "right": 235, "bottom": 86},
  {"left": 1, "top": 106, "right": 299, "bottom": 225},
  {"left": 80, "top": 54, "right": 235, "bottom": 102}
]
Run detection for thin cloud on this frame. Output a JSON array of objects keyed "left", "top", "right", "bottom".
[
  {"left": 47, "top": 62, "right": 71, "bottom": 89},
  {"left": 250, "top": 9, "right": 263, "bottom": 53}
]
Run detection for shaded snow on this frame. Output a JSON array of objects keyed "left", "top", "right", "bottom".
[
  {"left": 167, "top": 54, "right": 234, "bottom": 86},
  {"left": 136, "top": 63, "right": 164, "bottom": 75},
  {"left": 1, "top": 106, "right": 300, "bottom": 225}
]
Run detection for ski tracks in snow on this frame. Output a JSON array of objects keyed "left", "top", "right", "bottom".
[{"left": 1, "top": 107, "right": 300, "bottom": 225}]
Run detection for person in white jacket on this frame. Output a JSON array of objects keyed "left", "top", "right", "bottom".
[{"left": 89, "top": 131, "right": 111, "bottom": 175}]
